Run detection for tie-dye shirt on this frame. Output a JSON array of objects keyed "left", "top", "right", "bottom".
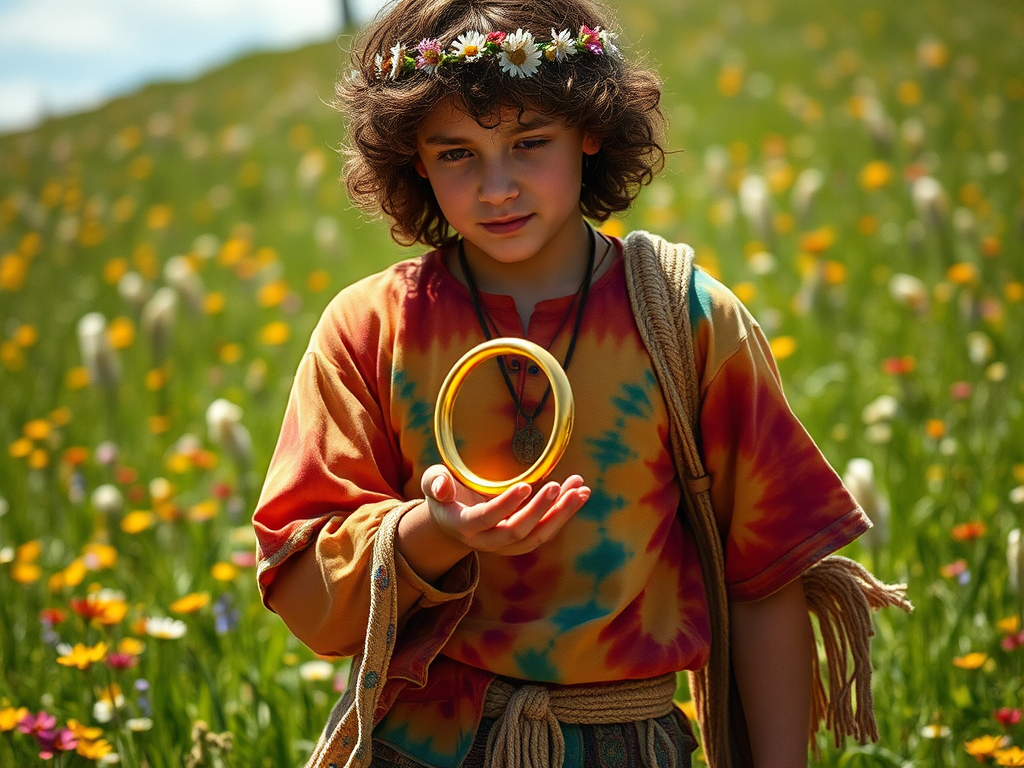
[{"left": 253, "top": 241, "right": 869, "bottom": 768}]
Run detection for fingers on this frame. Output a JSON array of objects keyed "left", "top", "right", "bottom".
[{"left": 476, "top": 476, "right": 590, "bottom": 553}]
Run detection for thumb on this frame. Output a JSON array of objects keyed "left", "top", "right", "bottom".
[{"left": 421, "top": 464, "right": 455, "bottom": 503}]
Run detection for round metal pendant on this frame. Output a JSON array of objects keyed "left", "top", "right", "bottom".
[{"left": 512, "top": 425, "right": 546, "bottom": 467}]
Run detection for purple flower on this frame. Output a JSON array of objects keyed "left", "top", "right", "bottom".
[
  {"left": 579, "top": 25, "right": 603, "bottom": 55},
  {"left": 38, "top": 727, "right": 77, "bottom": 760},
  {"left": 415, "top": 38, "right": 443, "bottom": 73},
  {"left": 18, "top": 710, "right": 57, "bottom": 738},
  {"left": 213, "top": 593, "right": 239, "bottom": 635}
]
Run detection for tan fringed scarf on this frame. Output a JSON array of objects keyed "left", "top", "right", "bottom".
[{"left": 621, "top": 230, "right": 912, "bottom": 767}]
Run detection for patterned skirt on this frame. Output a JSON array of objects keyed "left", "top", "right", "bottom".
[{"left": 371, "top": 709, "right": 697, "bottom": 768}]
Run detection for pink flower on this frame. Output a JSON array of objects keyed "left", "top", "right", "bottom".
[
  {"left": 106, "top": 652, "right": 139, "bottom": 670},
  {"left": 416, "top": 38, "right": 443, "bottom": 72},
  {"left": 1001, "top": 630, "right": 1024, "bottom": 651},
  {"left": 38, "top": 728, "right": 77, "bottom": 760},
  {"left": 485, "top": 31, "right": 506, "bottom": 45},
  {"left": 18, "top": 710, "right": 57, "bottom": 738},
  {"left": 950, "top": 381, "right": 972, "bottom": 400},
  {"left": 996, "top": 708, "right": 1023, "bottom": 728},
  {"left": 579, "top": 25, "right": 603, "bottom": 54}
]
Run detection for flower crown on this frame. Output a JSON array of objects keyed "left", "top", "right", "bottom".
[{"left": 374, "top": 25, "right": 619, "bottom": 82}]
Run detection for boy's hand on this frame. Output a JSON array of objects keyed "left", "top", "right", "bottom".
[{"left": 420, "top": 464, "right": 590, "bottom": 556}]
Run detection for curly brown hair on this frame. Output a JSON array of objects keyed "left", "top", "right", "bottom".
[{"left": 335, "top": 0, "right": 665, "bottom": 248}]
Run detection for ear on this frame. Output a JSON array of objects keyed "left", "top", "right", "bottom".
[
  {"left": 413, "top": 154, "right": 429, "bottom": 178},
  {"left": 582, "top": 134, "right": 602, "bottom": 155}
]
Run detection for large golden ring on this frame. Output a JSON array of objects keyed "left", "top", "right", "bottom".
[{"left": 434, "top": 338, "right": 574, "bottom": 495}]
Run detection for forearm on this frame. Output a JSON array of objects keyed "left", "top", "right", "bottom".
[{"left": 729, "top": 578, "right": 813, "bottom": 768}]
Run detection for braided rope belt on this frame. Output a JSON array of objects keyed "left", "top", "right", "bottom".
[{"left": 481, "top": 672, "right": 680, "bottom": 768}]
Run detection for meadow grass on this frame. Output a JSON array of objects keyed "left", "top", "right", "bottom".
[{"left": 1, "top": 0, "right": 1022, "bottom": 764}]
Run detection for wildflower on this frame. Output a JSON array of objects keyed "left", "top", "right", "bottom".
[
  {"left": 939, "top": 559, "right": 969, "bottom": 582},
  {"left": 82, "top": 543, "right": 117, "bottom": 570},
  {"left": 126, "top": 718, "right": 153, "bottom": 732},
  {"left": 965, "top": 735, "right": 1009, "bottom": 761},
  {"left": 415, "top": 38, "right": 443, "bottom": 73},
  {"left": 738, "top": 175, "right": 772, "bottom": 240},
  {"left": 995, "top": 746, "right": 1024, "bottom": 766},
  {"left": 164, "top": 255, "right": 205, "bottom": 312},
  {"left": 38, "top": 727, "right": 77, "bottom": 759},
  {"left": 861, "top": 394, "right": 899, "bottom": 425},
  {"left": 768, "top": 336, "right": 797, "bottom": 361},
  {"left": 299, "top": 660, "right": 335, "bottom": 682},
  {"left": 121, "top": 510, "right": 154, "bottom": 533},
  {"left": 888, "top": 273, "right": 929, "bottom": 313},
  {"left": 951, "top": 521, "right": 986, "bottom": 542},
  {"left": 106, "top": 316, "right": 135, "bottom": 350},
  {"left": 91, "top": 484, "right": 123, "bottom": 515},
  {"left": 882, "top": 356, "right": 916, "bottom": 375},
  {"left": 450, "top": 30, "right": 487, "bottom": 61},
  {"left": 77, "top": 313, "right": 121, "bottom": 390},
  {"left": 117, "top": 271, "right": 150, "bottom": 311},
  {"left": 952, "top": 652, "right": 988, "bottom": 669},
  {"left": 105, "top": 652, "right": 139, "bottom": 670},
  {"left": 140, "top": 286, "right": 177, "bottom": 363},
  {"left": 206, "top": 398, "right": 253, "bottom": 468},
  {"left": 578, "top": 25, "right": 604, "bottom": 55},
  {"left": 170, "top": 592, "right": 210, "bottom": 614},
  {"left": 950, "top": 382, "right": 973, "bottom": 400},
  {"left": 211, "top": 562, "right": 238, "bottom": 582},
  {"left": 843, "top": 458, "right": 889, "bottom": 548},
  {"left": 498, "top": 29, "right": 542, "bottom": 78},
  {"left": 69, "top": 592, "right": 129, "bottom": 626},
  {"left": 145, "top": 616, "right": 187, "bottom": 639},
  {"left": 860, "top": 160, "right": 892, "bottom": 191},
  {"left": 76, "top": 737, "right": 114, "bottom": 760},
  {"left": 911, "top": 176, "right": 948, "bottom": 229},
  {"left": 259, "top": 321, "right": 290, "bottom": 345},
  {"left": 790, "top": 168, "right": 824, "bottom": 222},
  {"left": 0, "top": 706, "right": 28, "bottom": 731},
  {"left": 547, "top": 28, "right": 577, "bottom": 62},
  {"left": 214, "top": 593, "right": 240, "bottom": 635},
  {"left": 995, "top": 709, "right": 1023, "bottom": 728},
  {"left": 95, "top": 441, "right": 118, "bottom": 466},
  {"left": 920, "top": 723, "right": 950, "bottom": 739},
  {"left": 18, "top": 710, "right": 57, "bottom": 738}
]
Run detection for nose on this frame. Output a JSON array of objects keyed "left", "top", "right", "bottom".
[{"left": 478, "top": 157, "right": 518, "bottom": 205}]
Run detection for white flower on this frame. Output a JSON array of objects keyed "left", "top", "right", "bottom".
[
  {"left": 145, "top": 616, "right": 188, "bottom": 640},
  {"left": 163, "top": 255, "right": 204, "bottom": 312},
  {"left": 117, "top": 271, "right": 150, "bottom": 311},
  {"left": 843, "top": 458, "right": 889, "bottom": 549},
  {"left": 450, "top": 31, "right": 487, "bottom": 61},
  {"left": 206, "top": 398, "right": 253, "bottom": 468},
  {"left": 861, "top": 394, "right": 899, "bottom": 425},
  {"left": 299, "top": 660, "right": 335, "bottom": 682},
  {"left": 127, "top": 718, "right": 154, "bottom": 732},
  {"left": 738, "top": 174, "right": 772, "bottom": 240},
  {"left": 547, "top": 29, "right": 577, "bottom": 62},
  {"left": 911, "top": 175, "right": 947, "bottom": 229},
  {"left": 389, "top": 42, "right": 406, "bottom": 80},
  {"left": 888, "top": 273, "right": 928, "bottom": 313},
  {"left": 77, "top": 312, "right": 121, "bottom": 390},
  {"left": 790, "top": 168, "right": 824, "bottom": 221},
  {"left": 140, "top": 287, "right": 177, "bottom": 363},
  {"left": 91, "top": 484, "right": 124, "bottom": 515},
  {"left": 598, "top": 28, "right": 619, "bottom": 57},
  {"left": 499, "top": 29, "right": 542, "bottom": 78}
]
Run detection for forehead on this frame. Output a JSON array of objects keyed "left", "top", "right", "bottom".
[{"left": 417, "top": 99, "right": 559, "bottom": 143}]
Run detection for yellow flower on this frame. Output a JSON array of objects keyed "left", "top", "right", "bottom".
[
  {"left": 996, "top": 747, "right": 1024, "bottom": 767},
  {"left": 952, "top": 652, "right": 988, "bottom": 670},
  {"left": 965, "top": 735, "right": 1008, "bottom": 761},
  {"left": 259, "top": 321, "right": 290, "bottom": 346},
  {"left": 121, "top": 510, "right": 155, "bottom": 534},
  {"left": 717, "top": 64, "right": 744, "bottom": 97},
  {"left": 188, "top": 500, "right": 218, "bottom": 522},
  {"left": 68, "top": 719, "right": 103, "bottom": 740},
  {"left": 769, "top": 336, "right": 798, "bottom": 361},
  {"left": 149, "top": 415, "right": 171, "bottom": 434},
  {"left": 49, "top": 406, "right": 72, "bottom": 426},
  {"left": 77, "top": 738, "right": 114, "bottom": 759},
  {"left": 211, "top": 562, "right": 238, "bottom": 582},
  {"left": 860, "top": 160, "right": 892, "bottom": 191},
  {"left": 107, "top": 317, "right": 135, "bottom": 349},
  {"left": 218, "top": 342, "right": 243, "bottom": 364},
  {"left": 0, "top": 706, "right": 28, "bottom": 731},
  {"left": 145, "top": 367, "right": 169, "bottom": 391},
  {"left": 258, "top": 280, "right": 288, "bottom": 308},
  {"left": 11, "top": 563, "right": 41, "bottom": 583},
  {"left": 204, "top": 292, "right": 226, "bottom": 315},
  {"left": 82, "top": 543, "right": 118, "bottom": 570},
  {"left": 823, "top": 261, "right": 848, "bottom": 285},
  {"left": 897, "top": 80, "right": 922, "bottom": 105},
  {"left": 66, "top": 366, "right": 90, "bottom": 390},
  {"left": 57, "top": 641, "right": 108, "bottom": 669},
  {"left": 103, "top": 257, "right": 129, "bottom": 284},
  {"left": 13, "top": 324, "right": 38, "bottom": 347},
  {"left": 732, "top": 282, "right": 757, "bottom": 305},
  {"left": 947, "top": 262, "right": 978, "bottom": 286},
  {"left": 997, "top": 616, "right": 1021, "bottom": 635},
  {"left": 16, "top": 540, "right": 41, "bottom": 562},
  {"left": 170, "top": 592, "right": 210, "bottom": 614},
  {"left": 118, "top": 637, "right": 146, "bottom": 655},
  {"left": 9, "top": 437, "right": 32, "bottom": 459},
  {"left": 146, "top": 204, "right": 174, "bottom": 229},
  {"left": 49, "top": 558, "right": 88, "bottom": 591},
  {"left": 28, "top": 448, "right": 48, "bottom": 470},
  {"left": 0, "top": 252, "right": 29, "bottom": 291}
]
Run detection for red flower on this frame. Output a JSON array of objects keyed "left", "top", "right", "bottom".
[
  {"left": 996, "top": 708, "right": 1023, "bottom": 728},
  {"left": 949, "top": 381, "right": 973, "bottom": 400},
  {"left": 950, "top": 521, "right": 986, "bottom": 542},
  {"left": 882, "top": 356, "right": 917, "bottom": 375},
  {"left": 485, "top": 31, "right": 506, "bottom": 45},
  {"left": 106, "top": 652, "right": 139, "bottom": 670},
  {"left": 1002, "top": 630, "right": 1024, "bottom": 651},
  {"left": 39, "top": 608, "right": 67, "bottom": 625}
]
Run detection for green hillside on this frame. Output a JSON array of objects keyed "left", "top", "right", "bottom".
[{"left": 1, "top": 0, "right": 1023, "bottom": 764}]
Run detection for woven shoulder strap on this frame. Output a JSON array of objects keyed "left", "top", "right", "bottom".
[{"left": 620, "top": 231, "right": 911, "bottom": 767}]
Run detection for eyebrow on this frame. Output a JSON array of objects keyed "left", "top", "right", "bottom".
[{"left": 421, "top": 115, "right": 557, "bottom": 145}]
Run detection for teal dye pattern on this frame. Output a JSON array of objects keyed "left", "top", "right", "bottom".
[
  {"left": 392, "top": 369, "right": 443, "bottom": 467},
  {"left": 374, "top": 719, "right": 477, "bottom": 768},
  {"left": 689, "top": 268, "right": 715, "bottom": 331},
  {"left": 514, "top": 373, "right": 659, "bottom": 676}
]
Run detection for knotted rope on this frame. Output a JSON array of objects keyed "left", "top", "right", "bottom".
[
  {"left": 621, "top": 231, "right": 912, "bottom": 767},
  {"left": 482, "top": 673, "right": 679, "bottom": 768}
]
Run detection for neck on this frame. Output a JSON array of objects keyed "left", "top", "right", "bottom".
[{"left": 457, "top": 216, "right": 593, "bottom": 303}]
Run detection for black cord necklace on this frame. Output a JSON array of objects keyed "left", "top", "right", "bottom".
[{"left": 458, "top": 223, "right": 597, "bottom": 466}]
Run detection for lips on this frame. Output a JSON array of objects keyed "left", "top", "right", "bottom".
[{"left": 481, "top": 214, "right": 532, "bottom": 235}]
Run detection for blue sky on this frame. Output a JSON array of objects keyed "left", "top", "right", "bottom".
[{"left": 0, "top": 0, "right": 385, "bottom": 134}]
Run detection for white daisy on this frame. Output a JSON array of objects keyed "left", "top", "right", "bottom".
[
  {"left": 547, "top": 28, "right": 577, "bottom": 62},
  {"left": 145, "top": 616, "right": 187, "bottom": 640},
  {"left": 499, "top": 29, "right": 542, "bottom": 78},
  {"left": 450, "top": 30, "right": 487, "bottom": 61},
  {"left": 389, "top": 42, "right": 406, "bottom": 80}
]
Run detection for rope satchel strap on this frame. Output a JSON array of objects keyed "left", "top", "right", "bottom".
[
  {"left": 482, "top": 673, "right": 679, "bottom": 768},
  {"left": 620, "top": 231, "right": 912, "bottom": 766}
]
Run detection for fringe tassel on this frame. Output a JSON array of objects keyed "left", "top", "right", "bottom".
[{"left": 802, "top": 557, "right": 912, "bottom": 753}]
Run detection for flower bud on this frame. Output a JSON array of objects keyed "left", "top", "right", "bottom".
[
  {"left": 911, "top": 176, "right": 948, "bottom": 229},
  {"left": 739, "top": 174, "right": 772, "bottom": 240},
  {"left": 141, "top": 287, "right": 177, "bottom": 362},
  {"left": 206, "top": 399, "right": 252, "bottom": 468},
  {"left": 163, "top": 255, "right": 204, "bottom": 313},
  {"left": 843, "top": 458, "right": 889, "bottom": 549},
  {"left": 77, "top": 312, "right": 121, "bottom": 390},
  {"left": 91, "top": 484, "right": 124, "bottom": 515}
]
